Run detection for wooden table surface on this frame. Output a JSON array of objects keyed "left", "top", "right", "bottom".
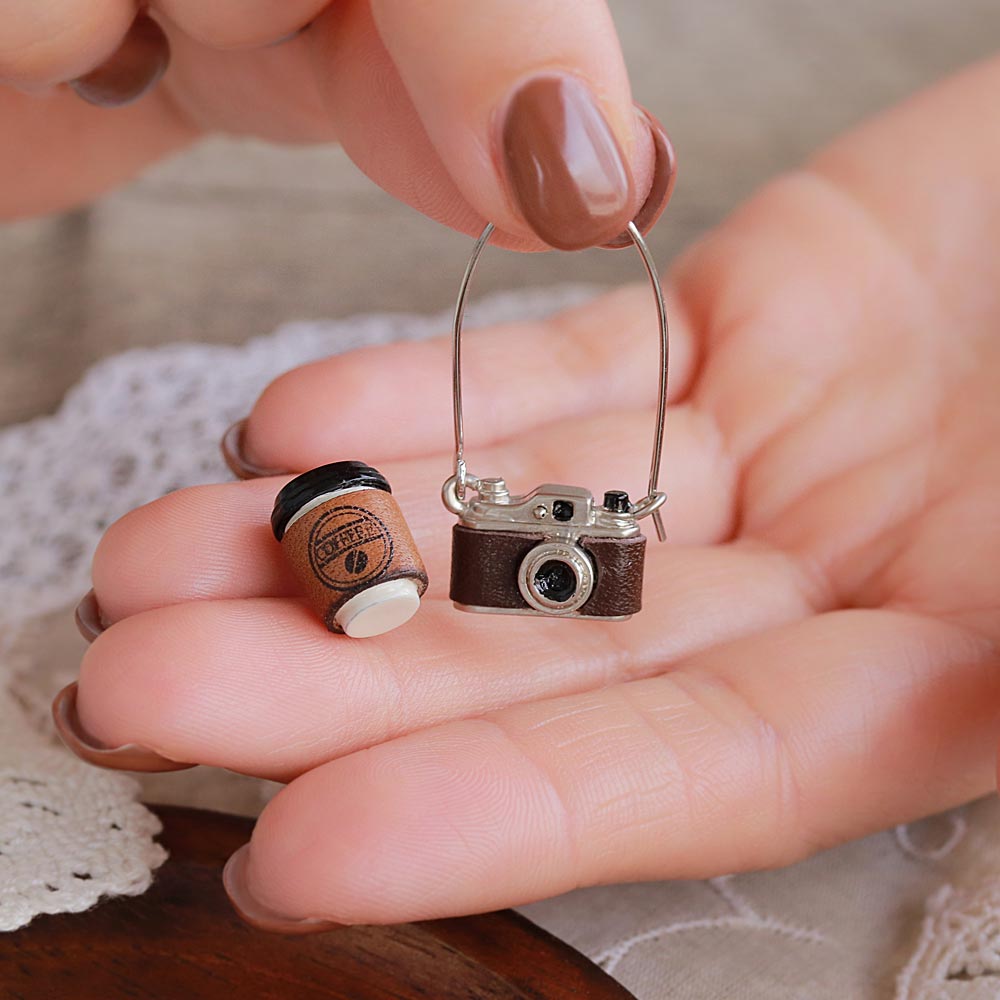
[
  {"left": 2, "top": 806, "right": 636, "bottom": 1000},
  {"left": 2, "top": 0, "right": 998, "bottom": 426}
]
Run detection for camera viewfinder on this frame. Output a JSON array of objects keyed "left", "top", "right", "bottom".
[{"left": 552, "top": 500, "right": 574, "bottom": 522}]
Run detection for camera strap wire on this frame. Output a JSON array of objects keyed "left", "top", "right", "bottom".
[{"left": 451, "top": 221, "right": 669, "bottom": 542}]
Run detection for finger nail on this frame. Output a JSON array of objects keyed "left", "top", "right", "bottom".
[
  {"left": 499, "top": 74, "right": 635, "bottom": 251},
  {"left": 223, "top": 845, "right": 346, "bottom": 934},
  {"left": 220, "top": 419, "right": 288, "bottom": 480},
  {"left": 51, "top": 682, "right": 196, "bottom": 773},
  {"left": 70, "top": 13, "right": 171, "bottom": 109},
  {"left": 75, "top": 589, "right": 108, "bottom": 643},
  {"left": 602, "top": 104, "right": 678, "bottom": 249}
]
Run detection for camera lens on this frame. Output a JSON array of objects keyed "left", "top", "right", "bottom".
[
  {"left": 517, "top": 541, "right": 595, "bottom": 615},
  {"left": 533, "top": 559, "right": 578, "bottom": 603}
]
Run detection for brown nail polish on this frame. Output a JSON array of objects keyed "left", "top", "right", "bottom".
[
  {"left": 223, "top": 845, "right": 345, "bottom": 934},
  {"left": 70, "top": 13, "right": 170, "bottom": 109},
  {"left": 51, "top": 682, "right": 195, "bottom": 773},
  {"left": 499, "top": 75, "right": 635, "bottom": 251},
  {"left": 602, "top": 105, "right": 677, "bottom": 249},
  {"left": 220, "top": 419, "right": 288, "bottom": 480},
  {"left": 75, "top": 589, "right": 108, "bottom": 643}
]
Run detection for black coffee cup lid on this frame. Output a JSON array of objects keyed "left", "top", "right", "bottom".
[{"left": 271, "top": 461, "right": 391, "bottom": 541}]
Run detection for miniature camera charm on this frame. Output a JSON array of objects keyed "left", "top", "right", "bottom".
[
  {"left": 442, "top": 222, "right": 670, "bottom": 621},
  {"left": 272, "top": 461, "right": 428, "bottom": 637},
  {"left": 446, "top": 481, "right": 648, "bottom": 619}
]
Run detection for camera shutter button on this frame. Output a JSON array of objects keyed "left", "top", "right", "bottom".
[{"left": 603, "top": 490, "right": 631, "bottom": 513}]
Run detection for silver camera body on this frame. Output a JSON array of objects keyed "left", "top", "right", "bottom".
[{"left": 447, "top": 478, "right": 646, "bottom": 620}]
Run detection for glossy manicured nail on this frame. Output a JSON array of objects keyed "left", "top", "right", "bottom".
[
  {"left": 602, "top": 104, "right": 678, "bottom": 249},
  {"left": 70, "top": 13, "right": 170, "bottom": 108},
  {"left": 220, "top": 419, "right": 288, "bottom": 480},
  {"left": 223, "top": 845, "right": 346, "bottom": 934},
  {"left": 499, "top": 74, "right": 635, "bottom": 251},
  {"left": 51, "top": 682, "right": 196, "bottom": 773},
  {"left": 75, "top": 589, "right": 108, "bottom": 643}
]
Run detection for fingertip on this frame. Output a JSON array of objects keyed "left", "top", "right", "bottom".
[
  {"left": 220, "top": 419, "right": 289, "bottom": 480},
  {"left": 0, "top": 0, "right": 135, "bottom": 88},
  {"left": 69, "top": 13, "right": 171, "bottom": 108},
  {"left": 241, "top": 370, "right": 325, "bottom": 475},
  {"left": 92, "top": 481, "right": 295, "bottom": 622},
  {"left": 240, "top": 338, "right": 450, "bottom": 473},
  {"left": 243, "top": 720, "right": 571, "bottom": 924},
  {"left": 223, "top": 843, "right": 347, "bottom": 934},
  {"left": 630, "top": 104, "right": 658, "bottom": 211},
  {"left": 153, "top": 0, "right": 326, "bottom": 51},
  {"left": 601, "top": 104, "right": 677, "bottom": 249},
  {"left": 52, "top": 679, "right": 196, "bottom": 773}
]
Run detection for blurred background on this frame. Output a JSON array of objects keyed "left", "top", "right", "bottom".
[{"left": 2, "top": 0, "right": 998, "bottom": 426}]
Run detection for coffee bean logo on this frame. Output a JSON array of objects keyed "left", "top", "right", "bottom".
[
  {"left": 345, "top": 549, "right": 369, "bottom": 575},
  {"left": 307, "top": 505, "right": 393, "bottom": 591}
]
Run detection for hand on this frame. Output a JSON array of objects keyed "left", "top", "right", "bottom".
[
  {"left": 55, "top": 57, "right": 1000, "bottom": 928},
  {"left": 0, "top": 1, "right": 670, "bottom": 251}
]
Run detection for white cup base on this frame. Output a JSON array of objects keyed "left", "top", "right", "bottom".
[{"left": 334, "top": 578, "right": 421, "bottom": 638}]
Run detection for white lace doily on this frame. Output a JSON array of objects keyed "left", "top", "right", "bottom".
[
  {"left": 897, "top": 879, "right": 1000, "bottom": 1000},
  {"left": 1, "top": 285, "right": 998, "bottom": 1000}
]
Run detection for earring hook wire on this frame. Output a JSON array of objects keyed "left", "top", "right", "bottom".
[{"left": 451, "top": 221, "right": 668, "bottom": 542}]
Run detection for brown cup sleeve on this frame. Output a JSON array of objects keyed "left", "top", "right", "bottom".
[{"left": 280, "top": 490, "right": 428, "bottom": 633}]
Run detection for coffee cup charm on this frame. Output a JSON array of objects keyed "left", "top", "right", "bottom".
[{"left": 272, "top": 461, "right": 428, "bottom": 637}]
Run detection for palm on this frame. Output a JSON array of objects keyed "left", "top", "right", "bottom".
[{"left": 74, "top": 70, "right": 1000, "bottom": 923}]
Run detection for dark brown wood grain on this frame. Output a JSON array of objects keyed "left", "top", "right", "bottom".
[{"left": 1, "top": 805, "right": 634, "bottom": 1000}]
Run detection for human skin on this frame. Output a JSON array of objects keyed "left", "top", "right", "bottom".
[
  {"left": 0, "top": 0, "right": 660, "bottom": 249},
  {"left": 14, "top": 6, "right": 999, "bottom": 927},
  {"left": 55, "top": 53, "right": 1000, "bottom": 927}
]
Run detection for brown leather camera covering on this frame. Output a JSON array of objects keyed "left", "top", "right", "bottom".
[
  {"left": 450, "top": 525, "right": 645, "bottom": 617},
  {"left": 281, "top": 490, "right": 428, "bottom": 633}
]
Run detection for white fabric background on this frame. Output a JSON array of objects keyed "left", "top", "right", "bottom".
[{"left": 1, "top": 289, "right": 997, "bottom": 999}]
